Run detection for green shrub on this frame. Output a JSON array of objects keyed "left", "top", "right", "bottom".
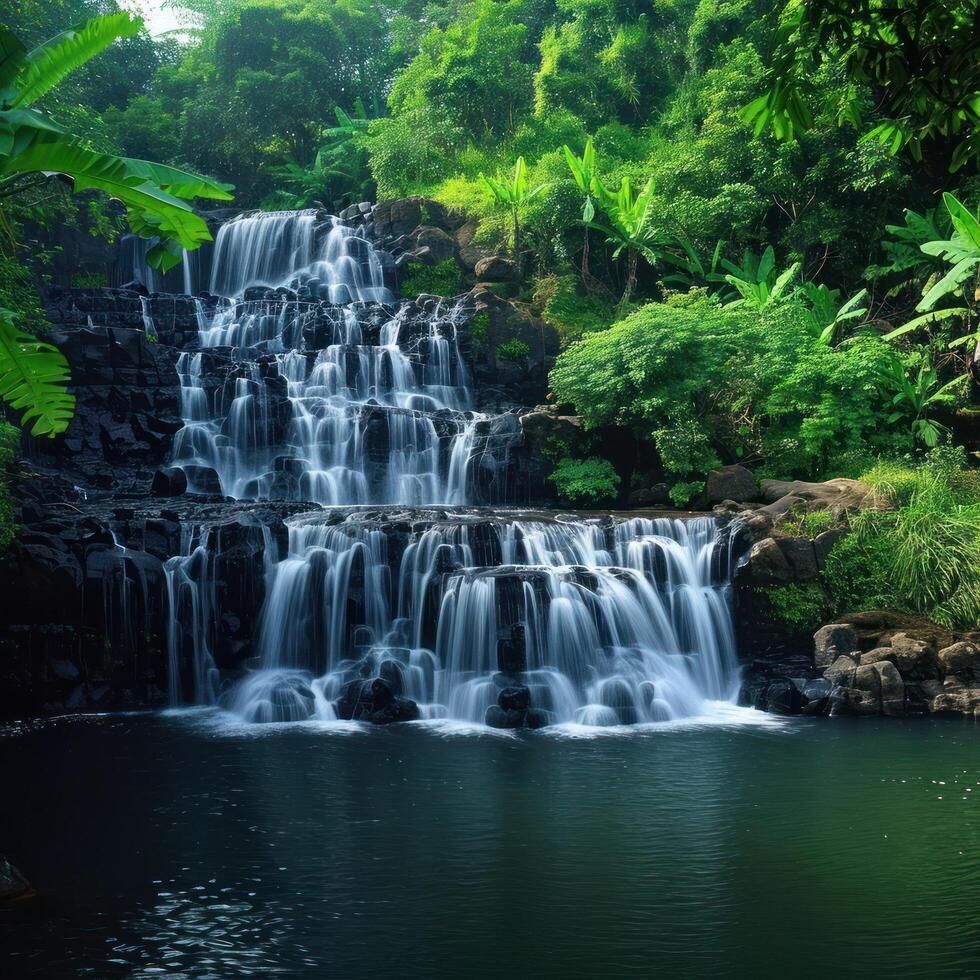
[
  {"left": 821, "top": 523, "right": 905, "bottom": 616},
  {"left": 470, "top": 311, "right": 490, "bottom": 348},
  {"left": 0, "top": 255, "right": 47, "bottom": 336},
  {"left": 548, "top": 456, "right": 620, "bottom": 506},
  {"left": 533, "top": 274, "right": 616, "bottom": 342},
  {"left": 398, "top": 260, "right": 463, "bottom": 298},
  {"left": 497, "top": 338, "right": 531, "bottom": 363},
  {"left": 70, "top": 272, "right": 108, "bottom": 288},
  {"left": 669, "top": 480, "right": 704, "bottom": 508},
  {"left": 762, "top": 583, "right": 830, "bottom": 633},
  {"left": 822, "top": 468, "right": 980, "bottom": 629}
]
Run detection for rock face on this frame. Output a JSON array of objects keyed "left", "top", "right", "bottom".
[{"left": 742, "top": 612, "right": 980, "bottom": 719}]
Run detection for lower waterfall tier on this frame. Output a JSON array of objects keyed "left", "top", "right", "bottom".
[{"left": 166, "top": 508, "right": 742, "bottom": 728}]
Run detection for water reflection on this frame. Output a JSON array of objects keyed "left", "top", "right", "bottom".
[{"left": 1, "top": 715, "right": 978, "bottom": 978}]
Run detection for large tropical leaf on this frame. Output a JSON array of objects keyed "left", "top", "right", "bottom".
[
  {"left": 11, "top": 12, "right": 141, "bottom": 108},
  {"left": 0, "top": 27, "right": 26, "bottom": 101},
  {"left": 119, "top": 158, "right": 234, "bottom": 202},
  {"left": 3, "top": 132, "right": 212, "bottom": 251},
  {"left": 0, "top": 308, "right": 73, "bottom": 437}
]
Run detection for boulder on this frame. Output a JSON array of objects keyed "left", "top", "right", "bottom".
[
  {"left": 499, "top": 685, "right": 530, "bottom": 711},
  {"left": 151, "top": 466, "right": 187, "bottom": 497},
  {"left": 888, "top": 633, "right": 939, "bottom": 678},
  {"left": 485, "top": 704, "right": 526, "bottom": 729},
  {"left": 776, "top": 537, "right": 819, "bottom": 581},
  {"left": 765, "top": 679, "right": 802, "bottom": 715},
  {"left": 628, "top": 484, "right": 670, "bottom": 508},
  {"left": 335, "top": 677, "right": 420, "bottom": 724},
  {"left": 747, "top": 538, "right": 792, "bottom": 583},
  {"left": 0, "top": 857, "right": 33, "bottom": 903},
  {"left": 928, "top": 685, "right": 980, "bottom": 716},
  {"left": 758, "top": 477, "right": 879, "bottom": 513},
  {"left": 813, "top": 530, "right": 844, "bottom": 569},
  {"left": 824, "top": 655, "right": 858, "bottom": 687},
  {"left": 704, "top": 464, "right": 757, "bottom": 505},
  {"left": 814, "top": 624, "right": 858, "bottom": 667},
  {"left": 474, "top": 255, "right": 517, "bottom": 281},
  {"left": 412, "top": 226, "right": 457, "bottom": 264},
  {"left": 458, "top": 245, "right": 490, "bottom": 272},
  {"left": 801, "top": 677, "right": 833, "bottom": 715},
  {"left": 874, "top": 661, "right": 905, "bottom": 716},
  {"left": 937, "top": 641, "right": 980, "bottom": 682}
]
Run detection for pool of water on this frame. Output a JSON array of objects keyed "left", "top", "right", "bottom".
[{"left": 1, "top": 709, "right": 978, "bottom": 978}]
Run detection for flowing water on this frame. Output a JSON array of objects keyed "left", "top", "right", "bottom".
[
  {"left": 147, "top": 209, "right": 743, "bottom": 727},
  {"left": 2, "top": 713, "right": 978, "bottom": 978}
]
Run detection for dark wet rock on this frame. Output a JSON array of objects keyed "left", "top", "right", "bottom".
[
  {"left": 813, "top": 530, "right": 844, "bottom": 568},
  {"left": 474, "top": 255, "right": 517, "bottom": 281},
  {"left": 152, "top": 466, "right": 188, "bottom": 497},
  {"left": 0, "top": 857, "right": 33, "bottom": 902},
  {"left": 704, "top": 465, "right": 757, "bottom": 505},
  {"left": 485, "top": 704, "right": 526, "bottom": 729},
  {"left": 498, "top": 685, "right": 530, "bottom": 711},
  {"left": 800, "top": 677, "right": 832, "bottom": 715},
  {"left": 335, "top": 677, "right": 419, "bottom": 724},
  {"left": 764, "top": 679, "right": 802, "bottom": 715},
  {"left": 746, "top": 538, "right": 792, "bottom": 583}
]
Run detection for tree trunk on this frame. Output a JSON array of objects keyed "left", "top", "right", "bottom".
[
  {"left": 581, "top": 226, "right": 591, "bottom": 285},
  {"left": 513, "top": 208, "right": 522, "bottom": 277},
  {"left": 622, "top": 249, "right": 638, "bottom": 305}
]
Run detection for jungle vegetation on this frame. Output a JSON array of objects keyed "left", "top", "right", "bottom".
[{"left": 1, "top": 0, "right": 979, "bottom": 626}]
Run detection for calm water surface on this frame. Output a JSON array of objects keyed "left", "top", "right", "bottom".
[{"left": 1, "top": 710, "right": 978, "bottom": 978}]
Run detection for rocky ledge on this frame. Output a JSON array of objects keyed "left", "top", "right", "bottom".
[{"left": 741, "top": 613, "right": 980, "bottom": 718}]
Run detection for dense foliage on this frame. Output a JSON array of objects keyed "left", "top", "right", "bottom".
[{"left": 2, "top": 0, "right": 979, "bottom": 629}]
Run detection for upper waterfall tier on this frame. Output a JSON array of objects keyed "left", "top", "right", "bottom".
[
  {"left": 209, "top": 211, "right": 395, "bottom": 303},
  {"left": 168, "top": 210, "right": 501, "bottom": 507}
]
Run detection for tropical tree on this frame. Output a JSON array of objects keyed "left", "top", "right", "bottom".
[
  {"left": 883, "top": 194, "right": 979, "bottom": 369},
  {"left": 798, "top": 283, "right": 868, "bottom": 345},
  {"left": 658, "top": 235, "right": 728, "bottom": 295},
  {"left": 563, "top": 139, "right": 599, "bottom": 284},
  {"left": 482, "top": 156, "right": 549, "bottom": 271},
  {"left": 0, "top": 13, "right": 233, "bottom": 269},
  {"left": 881, "top": 355, "right": 966, "bottom": 448},
  {"left": 588, "top": 175, "right": 661, "bottom": 304},
  {"left": 742, "top": 0, "right": 980, "bottom": 171},
  {"left": 719, "top": 246, "right": 799, "bottom": 311},
  {"left": 0, "top": 12, "right": 234, "bottom": 436}
]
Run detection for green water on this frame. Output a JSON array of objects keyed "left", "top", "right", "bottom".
[{"left": 1, "top": 710, "right": 978, "bottom": 978}]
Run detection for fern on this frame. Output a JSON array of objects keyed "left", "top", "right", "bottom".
[{"left": 0, "top": 308, "right": 73, "bottom": 436}]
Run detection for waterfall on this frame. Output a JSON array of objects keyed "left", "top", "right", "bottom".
[
  {"left": 226, "top": 514, "right": 741, "bottom": 726},
  {"left": 161, "top": 208, "right": 741, "bottom": 728},
  {"left": 170, "top": 211, "right": 480, "bottom": 504}
]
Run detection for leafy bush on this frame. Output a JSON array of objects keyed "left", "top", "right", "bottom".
[
  {"left": 497, "top": 338, "right": 531, "bottom": 362},
  {"left": 548, "top": 456, "right": 620, "bottom": 506},
  {"left": 0, "top": 256, "right": 47, "bottom": 336},
  {"left": 762, "top": 583, "right": 830, "bottom": 633},
  {"left": 398, "top": 260, "right": 463, "bottom": 298},
  {"left": 669, "top": 480, "right": 705, "bottom": 508},
  {"left": 533, "top": 274, "right": 616, "bottom": 341},
  {"left": 822, "top": 467, "right": 980, "bottom": 629}
]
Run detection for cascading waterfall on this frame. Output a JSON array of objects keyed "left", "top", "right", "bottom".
[
  {"left": 160, "top": 208, "right": 741, "bottom": 728},
  {"left": 227, "top": 514, "right": 740, "bottom": 726},
  {"left": 170, "top": 210, "right": 479, "bottom": 505}
]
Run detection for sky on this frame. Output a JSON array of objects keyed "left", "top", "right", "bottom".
[{"left": 120, "top": 1, "right": 193, "bottom": 37}]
